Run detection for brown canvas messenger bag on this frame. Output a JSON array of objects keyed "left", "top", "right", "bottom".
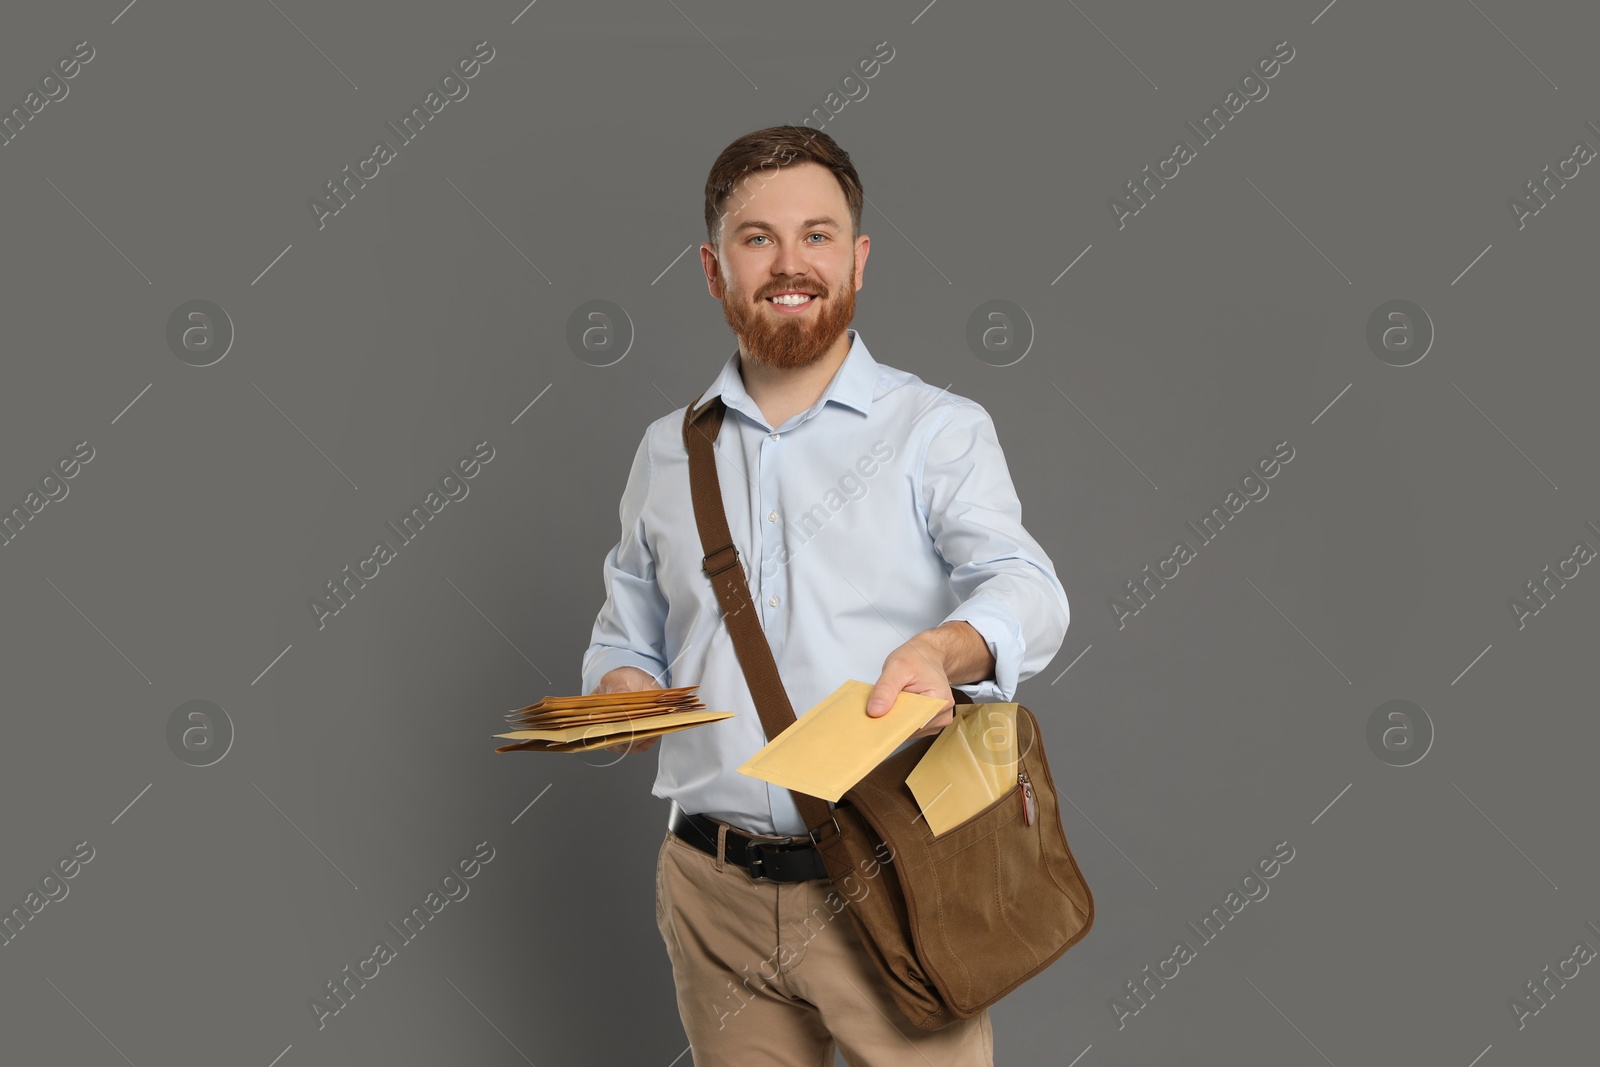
[{"left": 682, "top": 395, "right": 1095, "bottom": 1030}]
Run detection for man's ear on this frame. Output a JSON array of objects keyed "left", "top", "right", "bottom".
[
  {"left": 853, "top": 233, "right": 871, "bottom": 291},
  {"left": 700, "top": 242, "right": 724, "bottom": 299}
]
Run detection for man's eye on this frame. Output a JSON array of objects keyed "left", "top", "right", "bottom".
[
  {"left": 748, "top": 235, "right": 768, "bottom": 245},
  {"left": 807, "top": 233, "right": 826, "bottom": 243}
]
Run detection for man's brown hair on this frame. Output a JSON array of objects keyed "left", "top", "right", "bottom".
[{"left": 703, "top": 126, "right": 864, "bottom": 249}]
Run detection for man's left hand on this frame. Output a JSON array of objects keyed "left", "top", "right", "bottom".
[{"left": 866, "top": 636, "right": 955, "bottom": 741}]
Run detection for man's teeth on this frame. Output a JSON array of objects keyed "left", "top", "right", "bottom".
[{"left": 768, "top": 294, "right": 814, "bottom": 306}]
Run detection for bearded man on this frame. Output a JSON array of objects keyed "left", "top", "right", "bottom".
[{"left": 581, "top": 125, "right": 1070, "bottom": 1066}]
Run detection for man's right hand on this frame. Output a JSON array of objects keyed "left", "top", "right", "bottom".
[{"left": 587, "top": 666, "right": 664, "bottom": 754}]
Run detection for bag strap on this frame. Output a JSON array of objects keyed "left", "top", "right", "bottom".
[
  {"left": 682, "top": 395, "right": 834, "bottom": 834},
  {"left": 681, "top": 393, "right": 968, "bottom": 837}
]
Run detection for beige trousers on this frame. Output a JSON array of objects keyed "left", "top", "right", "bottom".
[{"left": 654, "top": 828, "right": 995, "bottom": 1066}]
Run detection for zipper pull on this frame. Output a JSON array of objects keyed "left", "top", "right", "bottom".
[{"left": 1019, "top": 771, "right": 1036, "bottom": 826}]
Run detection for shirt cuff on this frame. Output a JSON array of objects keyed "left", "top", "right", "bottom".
[
  {"left": 940, "top": 599, "right": 1024, "bottom": 703},
  {"left": 581, "top": 647, "right": 670, "bottom": 696}
]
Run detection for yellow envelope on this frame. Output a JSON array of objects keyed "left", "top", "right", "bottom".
[
  {"left": 737, "top": 680, "right": 947, "bottom": 802},
  {"left": 905, "top": 703, "right": 1020, "bottom": 836},
  {"left": 492, "top": 709, "right": 732, "bottom": 743},
  {"left": 497, "top": 719, "right": 719, "bottom": 753}
]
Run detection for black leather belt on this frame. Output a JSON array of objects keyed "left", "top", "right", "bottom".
[{"left": 668, "top": 803, "right": 830, "bottom": 883}]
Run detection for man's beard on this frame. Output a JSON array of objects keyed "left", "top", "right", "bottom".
[{"left": 719, "top": 261, "right": 856, "bottom": 370}]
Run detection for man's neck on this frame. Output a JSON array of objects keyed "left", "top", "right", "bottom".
[{"left": 738, "top": 329, "right": 853, "bottom": 429}]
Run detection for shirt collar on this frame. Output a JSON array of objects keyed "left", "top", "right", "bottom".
[{"left": 695, "top": 329, "right": 877, "bottom": 427}]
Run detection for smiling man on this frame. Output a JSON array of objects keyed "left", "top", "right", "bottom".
[{"left": 581, "top": 126, "right": 1070, "bottom": 1064}]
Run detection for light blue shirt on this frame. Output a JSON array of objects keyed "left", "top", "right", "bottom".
[{"left": 581, "top": 329, "right": 1070, "bottom": 836}]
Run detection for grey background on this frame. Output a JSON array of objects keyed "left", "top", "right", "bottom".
[{"left": 1, "top": 1, "right": 1595, "bottom": 1064}]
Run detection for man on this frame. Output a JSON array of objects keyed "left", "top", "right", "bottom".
[{"left": 581, "top": 126, "right": 1070, "bottom": 1065}]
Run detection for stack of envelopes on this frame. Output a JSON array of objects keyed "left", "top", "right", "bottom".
[{"left": 493, "top": 685, "right": 733, "bottom": 753}]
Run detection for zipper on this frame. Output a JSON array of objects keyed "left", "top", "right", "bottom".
[{"left": 1019, "top": 771, "right": 1036, "bottom": 826}]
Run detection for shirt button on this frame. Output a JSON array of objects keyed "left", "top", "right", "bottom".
[
  {"left": 768, "top": 595, "right": 780, "bottom": 606},
  {"left": 769, "top": 432, "right": 779, "bottom": 441},
  {"left": 767, "top": 511, "right": 777, "bottom": 523}
]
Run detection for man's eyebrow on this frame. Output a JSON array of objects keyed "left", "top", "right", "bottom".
[{"left": 729, "top": 216, "right": 844, "bottom": 236}]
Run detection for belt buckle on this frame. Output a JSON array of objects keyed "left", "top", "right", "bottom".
[{"left": 742, "top": 836, "right": 814, "bottom": 883}]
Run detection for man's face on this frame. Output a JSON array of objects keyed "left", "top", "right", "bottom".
[{"left": 701, "top": 161, "right": 870, "bottom": 370}]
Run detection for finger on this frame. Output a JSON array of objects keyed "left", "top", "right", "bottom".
[
  {"left": 618, "top": 733, "right": 660, "bottom": 753},
  {"left": 595, "top": 731, "right": 639, "bottom": 751},
  {"left": 866, "top": 675, "right": 906, "bottom": 717}
]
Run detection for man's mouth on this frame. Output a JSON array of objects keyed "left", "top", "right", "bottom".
[{"left": 765, "top": 292, "right": 818, "bottom": 313}]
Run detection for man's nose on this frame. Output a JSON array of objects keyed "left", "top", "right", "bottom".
[{"left": 771, "top": 239, "right": 810, "bottom": 280}]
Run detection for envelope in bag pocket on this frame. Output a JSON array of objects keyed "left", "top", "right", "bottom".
[{"left": 905, "top": 703, "right": 1020, "bottom": 836}]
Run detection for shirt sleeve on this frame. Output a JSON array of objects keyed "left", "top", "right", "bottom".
[
  {"left": 581, "top": 425, "right": 671, "bottom": 693},
  {"left": 919, "top": 400, "right": 1070, "bottom": 702}
]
